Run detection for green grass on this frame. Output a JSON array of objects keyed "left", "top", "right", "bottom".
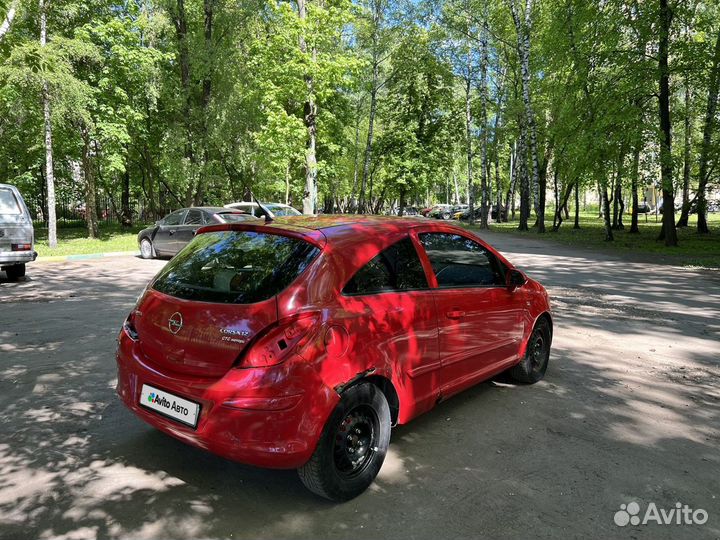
[
  {"left": 485, "top": 210, "right": 720, "bottom": 269},
  {"left": 34, "top": 223, "right": 149, "bottom": 258}
]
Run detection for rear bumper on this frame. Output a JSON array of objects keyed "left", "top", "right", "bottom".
[
  {"left": 0, "top": 250, "right": 37, "bottom": 266},
  {"left": 115, "top": 330, "right": 339, "bottom": 469}
]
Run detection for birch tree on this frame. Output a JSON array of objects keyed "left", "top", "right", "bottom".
[{"left": 39, "top": 0, "right": 57, "bottom": 248}]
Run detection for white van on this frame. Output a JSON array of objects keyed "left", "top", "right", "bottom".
[{"left": 0, "top": 184, "right": 37, "bottom": 280}]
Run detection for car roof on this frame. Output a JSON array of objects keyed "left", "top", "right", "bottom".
[
  {"left": 224, "top": 202, "right": 292, "bottom": 208},
  {"left": 263, "top": 214, "right": 446, "bottom": 244},
  {"left": 187, "top": 206, "right": 249, "bottom": 214}
]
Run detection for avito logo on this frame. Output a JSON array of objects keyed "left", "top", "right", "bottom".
[
  {"left": 148, "top": 392, "right": 171, "bottom": 408},
  {"left": 614, "top": 501, "right": 709, "bottom": 527},
  {"left": 147, "top": 391, "right": 190, "bottom": 416}
]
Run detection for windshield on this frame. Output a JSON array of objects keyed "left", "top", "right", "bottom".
[
  {"left": 152, "top": 230, "right": 319, "bottom": 304},
  {"left": 0, "top": 189, "right": 21, "bottom": 215}
]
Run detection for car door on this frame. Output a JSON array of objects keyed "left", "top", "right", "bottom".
[
  {"left": 336, "top": 236, "right": 441, "bottom": 422},
  {"left": 174, "top": 208, "right": 205, "bottom": 254},
  {"left": 417, "top": 231, "right": 524, "bottom": 398},
  {"left": 152, "top": 210, "right": 185, "bottom": 256}
]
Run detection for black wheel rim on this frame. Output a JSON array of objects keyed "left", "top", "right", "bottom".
[
  {"left": 529, "top": 330, "right": 547, "bottom": 371},
  {"left": 333, "top": 404, "right": 378, "bottom": 478}
]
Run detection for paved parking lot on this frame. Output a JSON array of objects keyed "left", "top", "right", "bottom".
[{"left": 1, "top": 232, "right": 719, "bottom": 540}]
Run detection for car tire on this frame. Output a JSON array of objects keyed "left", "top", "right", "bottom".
[
  {"left": 298, "top": 382, "right": 391, "bottom": 501},
  {"left": 442, "top": 212, "right": 451, "bottom": 220},
  {"left": 5, "top": 264, "right": 26, "bottom": 281},
  {"left": 510, "top": 318, "right": 551, "bottom": 384},
  {"left": 140, "top": 238, "right": 154, "bottom": 259}
]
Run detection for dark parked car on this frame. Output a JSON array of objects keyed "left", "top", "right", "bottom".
[
  {"left": 428, "top": 204, "right": 454, "bottom": 220},
  {"left": 138, "top": 207, "right": 257, "bottom": 259},
  {"left": 634, "top": 201, "right": 651, "bottom": 214},
  {"left": 455, "top": 206, "right": 507, "bottom": 221}
]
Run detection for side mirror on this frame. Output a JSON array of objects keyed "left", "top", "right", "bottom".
[{"left": 506, "top": 269, "right": 526, "bottom": 291}]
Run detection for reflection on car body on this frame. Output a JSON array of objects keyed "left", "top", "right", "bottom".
[{"left": 117, "top": 215, "right": 553, "bottom": 501}]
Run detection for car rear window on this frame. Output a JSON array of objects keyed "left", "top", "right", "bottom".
[
  {"left": 217, "top": 212, "right": 254, "bottom": 223},
  {"left": 0, "top": 189, "right": 21, "bottom": 215},
  {"left": 152, "top": 230, "right": 320, "bottom": 304}
]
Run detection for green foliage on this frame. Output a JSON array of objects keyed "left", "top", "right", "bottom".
[{"left": 0, "top": 0, "right": 718, "bottom": 249}]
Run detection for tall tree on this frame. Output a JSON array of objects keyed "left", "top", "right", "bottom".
[
  {"left": 656, "top": 0, "right": 678, "bottom": 246},
  {"left": 696, "top": 27, "right": 720, "bottom": 235},
  {"left": 39, "top": 0, "right": 57, "bottom": 248},
  {"left": 509, "top": 0, "right": 543, "bottom": 232}
]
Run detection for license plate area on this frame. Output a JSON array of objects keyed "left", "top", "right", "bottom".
[{"left": 139, "top": 384, "right": 201, "bottom": 429}]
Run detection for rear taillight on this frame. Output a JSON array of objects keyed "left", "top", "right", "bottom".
[
  {"left": 11, "top": 243, "right": 31, "bottom": 251},
  {"left": 240, "top": 312, "right": 320, "bottom": 368},
  {"left": 123, "top": 311, "right": 139, "bottom": 340}
]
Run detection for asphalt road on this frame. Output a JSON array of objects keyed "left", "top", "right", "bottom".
[{"left": 1, "top": 231, "right": 719, "bottom": 540}]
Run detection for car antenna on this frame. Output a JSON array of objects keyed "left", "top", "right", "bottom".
[{"left": 251, "top": 191, "right": 275, "bottom": 222}]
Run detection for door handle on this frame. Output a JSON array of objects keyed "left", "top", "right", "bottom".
[{"left": 446, "top": 310, "right": 465, "bottom": 319}]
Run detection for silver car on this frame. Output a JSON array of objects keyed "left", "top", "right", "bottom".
[{"left": 0, "top": 184, "right": 36, "bottom": 280}]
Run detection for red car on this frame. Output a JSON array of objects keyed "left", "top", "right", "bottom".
[{"left": 116, "top": 216, "right": 552, "bottom": 501}]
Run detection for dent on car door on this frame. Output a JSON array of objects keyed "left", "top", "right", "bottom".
[
  {"left": 336, "top": 236, "right": 441, "bottom": 423},
  {"left": 417, "top": 231, "right": 524, "bottom": 397}
]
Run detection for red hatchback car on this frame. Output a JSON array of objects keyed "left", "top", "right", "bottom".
[{"left": 116, "top": 215, "right": 552, "bottom": 500}]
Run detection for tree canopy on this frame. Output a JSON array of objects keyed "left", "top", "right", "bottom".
[{"left": 1, "top": 0, "right": 719, "bottom": 246}]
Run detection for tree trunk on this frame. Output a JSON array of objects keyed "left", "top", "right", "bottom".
[
  {"left": 552, "top": 166, "right": 559, "bottom": 229},
  {"left": 194, "top": 0, "right": 214, "bottom": 207},
  {"left": 479, "top": 23, "right": 489, "bottom": 229},
  {"left": 465, "top": 76, "right": 475, "bottom": 222},
  {"left": 0, "top": 0, "right": 18, "bottom": 41},
  {"left": 505, "top": 141, "right": 516, "bottom": 221},
  {"left": 121, "top": 163, "right": 132, "bottom": 227},
  {"left": 39, "top": 0, "right": 57, "bottom": 248},
  {"left": 612, "top": 148, "right": 625, "bottom": 229},
  {"left": 359, "top": 0, "right": 382, "bottom": 215},
  {"left": 517, "top": 124, "right": 529, "bottom": 230},
  {"left": 81, "top": 130, "right": 99, "bottom": 239},
  {"left": 629, "top": 142, "right": 641, "bottom": 234},
  {"left": 602, "top": 182, "right": 613, "bottom": 241},
  {"left": 299, "top": 0, "right": 317, "bottom": 215},
  {"left": 510, "top": 0, "right": 543, "bottom": 233},
  {"left": 349, "top": 100, "right": 361, "bottom": 211},
  {"left": 573, "top": 180, "right": 580, "bottom": 229},
  {"left": 452, "top": 170, "right": 460, "bottom": 204},
  {"left": 657, "top": 0, "right": 678, "bottom": 246},
  {"left": 677, "top": 77, "right": 692, "bottom": 227},
  {"left": 494, "top": 134, "right": 502, "bottom": 222},
  {"left": 696, "top": 27, "right": 720, "bottom": 234},
  {"left": 172, "top": 0, "right": 197, "bottom": 207}
]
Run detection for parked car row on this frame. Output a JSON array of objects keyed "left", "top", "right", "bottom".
[
  {"left": 414, "top": 203, "right": 506, "bottom": 222},
  {"left": 137, "top": 202, "right": 300, "bottom": 259}
]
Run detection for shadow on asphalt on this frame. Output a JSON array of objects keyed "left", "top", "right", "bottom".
[{"left": 0, "top": 249, "right": 718, "bottom": 540}]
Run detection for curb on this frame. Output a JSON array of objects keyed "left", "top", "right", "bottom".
[{"left": 36, "top": 250, "right": 140, "bottom": 263}]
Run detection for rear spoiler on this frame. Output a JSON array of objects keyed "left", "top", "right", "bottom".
[{"left": 195, "top": 222, "right": 327, "bottom": 250}]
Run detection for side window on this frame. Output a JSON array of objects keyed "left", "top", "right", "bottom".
[
  {"left": 185, "top": 209, "right": 204, "bottom": 225},
  {"left": 418, "top": 232, "right": 504, "bottom": 287},
  {"left": 162, "top": 210, "right": 185, "bottom": 226},
  {"left": 343, "top": 237, "right": 428, "bottom": 295}
]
